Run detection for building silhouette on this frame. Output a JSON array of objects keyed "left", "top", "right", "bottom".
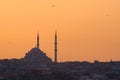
[
  {"left": 23, "top": 33, "right": 52, "bottom": 65},
  {"left": 0, "top": 33, "right": 120, "bottom": 80}
]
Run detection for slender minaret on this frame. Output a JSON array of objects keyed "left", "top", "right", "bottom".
[
  {"left": 37, "top": 33, "right": 39, "bottom": 49},
  {"left": 54, "top": 32, "right": 58, "bottom": 62}
]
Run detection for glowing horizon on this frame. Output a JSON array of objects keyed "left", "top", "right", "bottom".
[{"left": 0, "top": 0, "right": 120, "bottom": 62}]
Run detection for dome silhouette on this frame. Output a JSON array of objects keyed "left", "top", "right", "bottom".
[{"left": 23, "top": 47, "right": 52, "bottom": 64}]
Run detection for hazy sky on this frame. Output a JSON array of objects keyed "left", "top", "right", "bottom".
[{"left": 0, "top": 0, "right": 120, "bottom": 62}]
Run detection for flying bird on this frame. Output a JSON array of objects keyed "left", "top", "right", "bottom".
[{"left": 52, "top": 5, "right": 55, "bottom": 7}]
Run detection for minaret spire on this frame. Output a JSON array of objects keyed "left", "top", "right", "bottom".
[
  {"left": 37, "top": 33, "right": 39, "bottom": 49},
  {"left": 54, "top": 32, "right": 58, "bottom": 63}
]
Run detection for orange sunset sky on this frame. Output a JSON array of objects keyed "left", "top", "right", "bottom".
[{"left": 0, "top": 0, "right": 120, "bottom": 62}]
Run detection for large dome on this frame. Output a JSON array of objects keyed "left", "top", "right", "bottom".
[{"left": 23, "top": 47, "right": 52, "bottom": 64}]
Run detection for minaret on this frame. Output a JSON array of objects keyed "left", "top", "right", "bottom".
[
  {"left": 54, "top": 32, "right": 57, "bottom": 62},
  {"left": 37, "top": 33, "right": 39, "bottom": 49}
]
